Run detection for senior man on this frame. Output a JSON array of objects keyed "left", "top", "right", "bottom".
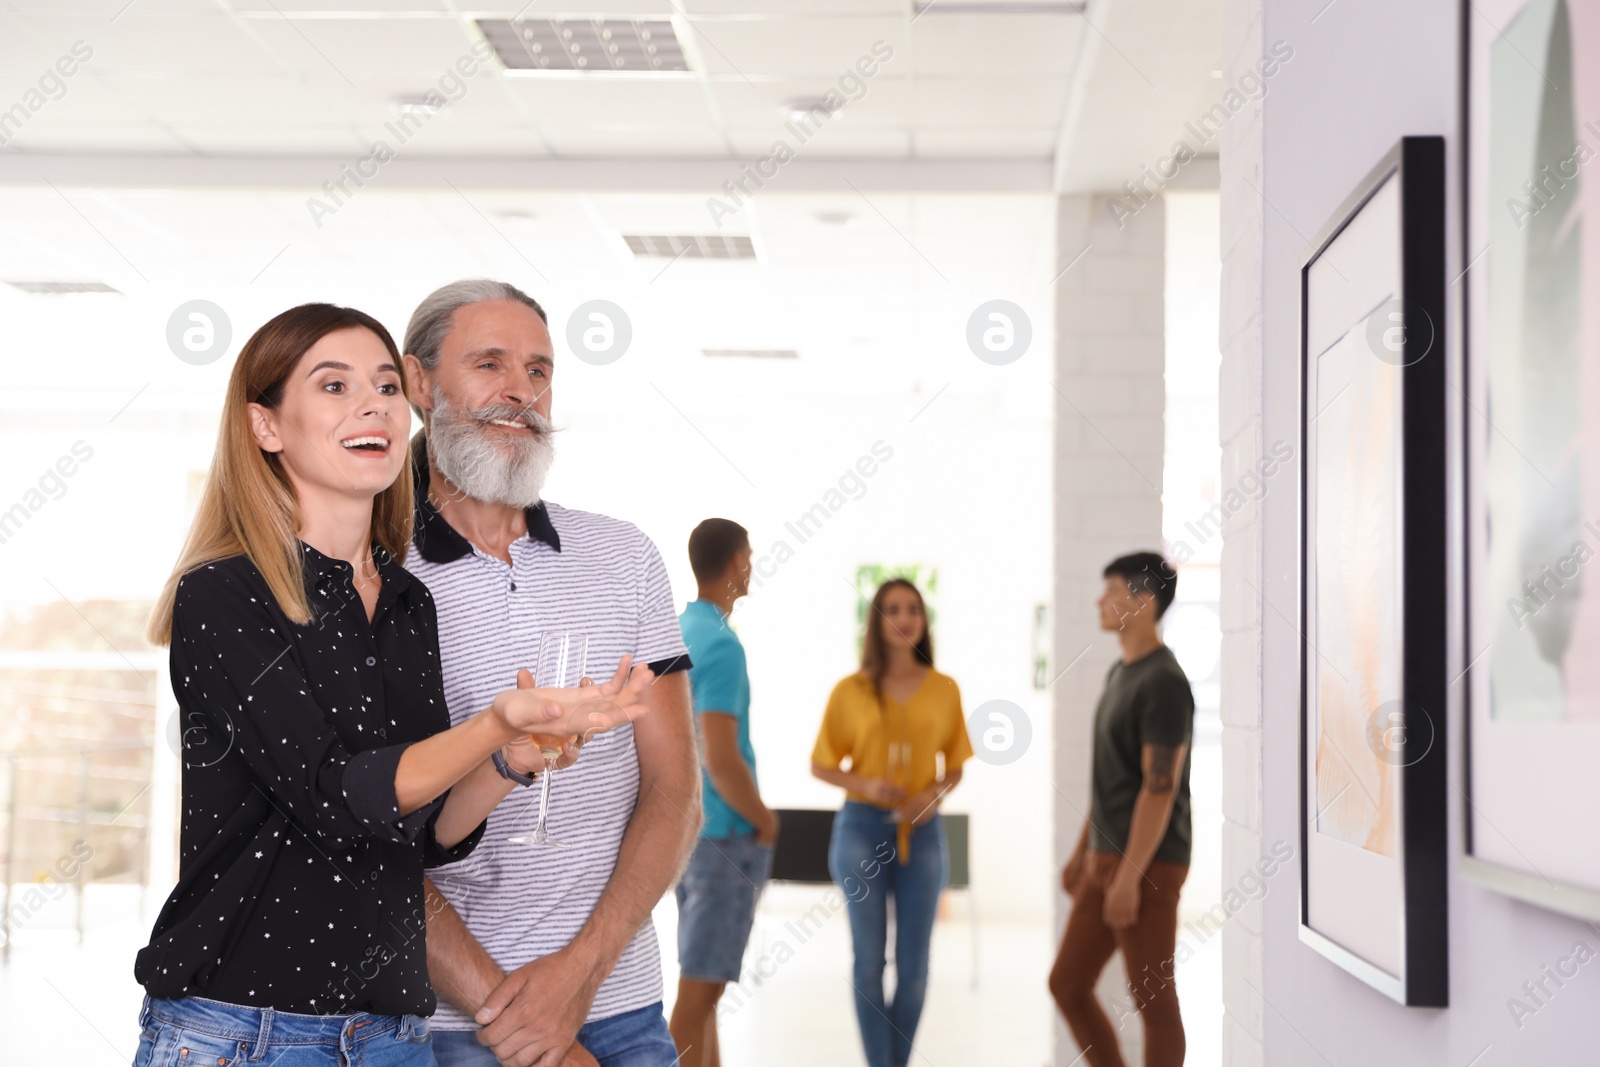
[{"left": 401, "top": 279, "right": 699, "bottom": 1067}]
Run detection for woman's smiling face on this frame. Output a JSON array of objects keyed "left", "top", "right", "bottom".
[
  {"left": 878, "top": 584, "right": 926, "bottom": 649},
  {"left": 247, "top": 326, "right": 409, "bottom": 503}
]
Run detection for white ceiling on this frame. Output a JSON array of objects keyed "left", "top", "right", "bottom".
[
  {"left": 0, "top": 0, "right": 1217, "bottom": 416},
  {"left": 0, "top": 0, "right": 1081, "bottom": 159},
  {"left": 0, "top": 0, "right": 1220, "bottom": 186},
  {"left": 0, "top": 183, "right": 1060, "bottom": 416}
]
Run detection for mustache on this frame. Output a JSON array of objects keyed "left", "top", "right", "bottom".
[{"left": 463, "top": 402, "right": 553, "bottom": 436}]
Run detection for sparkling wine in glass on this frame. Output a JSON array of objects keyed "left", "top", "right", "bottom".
[
  {"left": 885, "top": 739, "right": 910, "bottom": 823},
  {"left": 508, "top": 631, "right": 587, "bottom": 848}
]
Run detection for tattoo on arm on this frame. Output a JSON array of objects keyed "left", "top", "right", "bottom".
[{"left": 1146, "top": 745, "right": 1179, "bottom": 794}]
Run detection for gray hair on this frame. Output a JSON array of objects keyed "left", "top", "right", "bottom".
[{"left": 402, "top": 278, "right": 547, "bottom": 371}]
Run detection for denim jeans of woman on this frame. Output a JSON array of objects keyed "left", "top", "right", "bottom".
[
  {"left": 133, "top": 994, "right": 436, "bottom": 1067},
  {"left": 827, "top": 799, "right": 948, "bottom": 1067}
]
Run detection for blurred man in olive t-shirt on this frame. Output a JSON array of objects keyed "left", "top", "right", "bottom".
[{"left": 1049, "top": 551, "right": 1194, "bottom": 1067}]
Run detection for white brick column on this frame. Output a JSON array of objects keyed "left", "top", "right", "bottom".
[
  {"left": 1217, "top": 0, "right": 1267, "bottom": 1063},
  {"left": 1051, "top": 192, "right": 1167, "bottom": 1067}
]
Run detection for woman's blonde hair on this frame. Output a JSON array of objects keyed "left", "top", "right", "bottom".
[{"left": 147, "top": 304, "right": 413, "bottom": 644}]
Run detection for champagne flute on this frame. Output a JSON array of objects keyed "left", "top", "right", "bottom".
[
  {"left": 885, "top": 739, "right": 910, "bottom": 824},
  {"left": 508, "top": 631, "right": 587, "bottom": 848}
]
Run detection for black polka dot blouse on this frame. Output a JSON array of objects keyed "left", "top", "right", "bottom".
[{"left": 134, "top": 543, "right": 485, "bottom": 1016}]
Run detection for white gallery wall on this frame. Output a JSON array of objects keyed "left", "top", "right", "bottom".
[{"left": 1219, "top": 0, "right": 1600, "bottom": 1062}]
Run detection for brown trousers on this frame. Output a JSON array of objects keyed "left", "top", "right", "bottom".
[{"left": 1048, "top": 851, "right": 1189, "bottom": 1067}]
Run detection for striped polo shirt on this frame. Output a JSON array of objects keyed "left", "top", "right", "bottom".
[{"left": 403, "top": 439, "right": 691, "bottom": 1028}]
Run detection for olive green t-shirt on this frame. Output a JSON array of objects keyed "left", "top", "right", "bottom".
[{"left": 1088, "top": 645, "right": 1195, "bottom": 866}]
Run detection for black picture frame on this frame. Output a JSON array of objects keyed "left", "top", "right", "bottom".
[
  {"left": 1459, "top": 0, "right": 1600, "bottom": 921},
  {"left": 1298, "top": 136, "right": 1449, "bottom": 1007}
]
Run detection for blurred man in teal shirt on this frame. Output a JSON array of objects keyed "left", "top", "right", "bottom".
[{"left": 669, "top": 518, "right": 777, "bottom": 1067}]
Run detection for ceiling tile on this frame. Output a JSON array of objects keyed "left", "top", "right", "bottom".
[
  {"left": 682, "top": 1, "right": 904, "bottom": 13},
  {"left": 348, "top": 122, "right": 550, "bottom": 157},
  {"left": 681, "top": 16, "right": 906, "bottom": 78},
  {"left": 462, "top": 0, "right": 670, "bottom": 15},
  {"left": 913, "top": 126, "right": 1059, "bottom": 157},
  {"left": 165, "top": 125, "right": 367, "bottom": 154},
  {"left": 910, "top": 13, "right": 1082, "bottom": 76},
  {"left": 498, "top": 77, "right": 718, "bottom": 128},
  {"left": 781, "top": 128, "right": 910, "bottom": 157},
  {"left": 538, "top": 126, "right": 729, "bottom": 156},
  {"left": 914, "top": 76, "right": 1069, "bottom": 127},
  {"left": 711, "top": 76, "right": 912, "bottom": 129},
  {"left": 243, "top": 17, "right": 492, "bottom": 82},
  {"left": 288, "top": 73, "right": 531, "bottom": 126},
  {"left": 2, "top": 73, "right": 153, "bottom": 127},
  {"left": 29, "top": 14, "right": 283, "bottom": 76},
  {"left": 227, "top": 1, "right": 452, "bottom": 10},
  {"left": 96, "top": 74, "right": 330, "bottom": 126},
  {"left": 0, "top": 123, "right": 187, "bottom": 152}
]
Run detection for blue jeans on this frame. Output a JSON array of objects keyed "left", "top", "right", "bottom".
[
  {"left": 133, "top": 994, "right": 436, "bottom": 1067},
  {"left": 432, "top": 1003, "right": 676, "bottom": 1067},
  {"left": 827, "top": 801, "right": 948, "bottom": 1067}
]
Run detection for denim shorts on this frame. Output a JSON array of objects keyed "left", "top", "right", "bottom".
[
  {"left": 133, "top": 994, "right": 434, "bottom": 1067},
  {"left": 674, "top": 831, "right": 774, "bottom": 983}
]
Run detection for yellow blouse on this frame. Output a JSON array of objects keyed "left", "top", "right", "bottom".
[{"left": 811, "top": 668, "right": 974, "bottom": 860}]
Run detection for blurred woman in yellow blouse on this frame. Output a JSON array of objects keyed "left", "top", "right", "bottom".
[{"left": 811, "top": 578, "right": 972, "bottom": 1067}]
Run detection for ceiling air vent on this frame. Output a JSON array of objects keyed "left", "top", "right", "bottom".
[
  {"left": 477, "top": 17, "right": 689, "bottom": 73},
  {"left": 701, "top": 348, "right": 798, "bottom": 360},
  {"left": 623, "top": 234, "right": 756, "bottom": 260},
  {"left": 5, "top": 280, "right": 120, "bottom": 295}
]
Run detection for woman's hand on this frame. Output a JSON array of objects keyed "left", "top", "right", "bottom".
[
  {"left": 501, "top": 671, "right": 588, "bottom": 775},
  {"left": 859, "top": 778, "right": 906, "bottom": 808},
  {"left": 492, "top": 654, "right": 654, "bottom": 741},
  {"left": 891, "top": 785, "right": 944, "bottom": 826},
  {"left": 502, "top": 735, "right": 581, "bottom": 775}
]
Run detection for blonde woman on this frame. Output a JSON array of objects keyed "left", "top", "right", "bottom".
[
  {"left": 132, "top": 304, "right": 649, "bottom": 1067},
  {"left": 810, "top": 578, "right": 973, "bottom": 1067}
]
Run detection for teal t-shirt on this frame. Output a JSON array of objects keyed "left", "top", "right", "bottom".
[{"left": 678, "top": 598, "right": 756, "bottom": 839}]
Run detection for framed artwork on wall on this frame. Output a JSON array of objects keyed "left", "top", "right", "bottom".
[
  {"left": 1462, "top": 0, "right": 1600, "bottom": 921},
  {"left": 1299, "top": 136, "right": 1449, "bottom": 1007}
]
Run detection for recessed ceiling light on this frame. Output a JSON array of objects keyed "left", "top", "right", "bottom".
[
  {"left": 493, "top": 209, "right": 539, "bottom": 224},
  {"left": 622, "top": 234, "right": 756, "bottom": 260},
  {"left": 476, "top": 17, "right": 690, "bottom": 74},
  {"left": 1209, "top": 69, "right": 1223, "bottom": 78},
  {"left": 814, "top": 211, "right": 854, "bottom": 226},
  {"left": 780, "top": 97, "right": 835, "bottom": 124},
  {"left": 5, "top": 280, "right": 120, "bottom": 295},
  {"left": 391, "top": 93, "right": 438, "bottom": 116}
]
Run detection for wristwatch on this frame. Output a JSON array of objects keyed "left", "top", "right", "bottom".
[{"left": 491, "top": 748, "right": 539, "bottom": 787}]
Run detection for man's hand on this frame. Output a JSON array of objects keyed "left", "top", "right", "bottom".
[
  {"left": 492, "top": 656, "right": 655, "bottom": 740},
  {"left": 556, "top": 1043, "right": 601, "bottom": 1067},
  {"left": 755, "top": 807, "right": 780, "bottom": 847},
  {"left": 1102, "top": 864, "right": 1142, "bottom": 929},
  {"left": 1061, "top": 850, "right": 1086, "bottom": 897},
  {"left": 475, "top": 948, "right": 603, "bottom": 1067}
]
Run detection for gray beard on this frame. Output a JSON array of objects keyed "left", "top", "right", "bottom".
[{"left": 428, "top": 389, "right": 556, "bottom": 507}]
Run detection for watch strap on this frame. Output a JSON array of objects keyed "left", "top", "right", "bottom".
[{"left": 491, "top": 748, "right": 539, "bottom": 787}]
